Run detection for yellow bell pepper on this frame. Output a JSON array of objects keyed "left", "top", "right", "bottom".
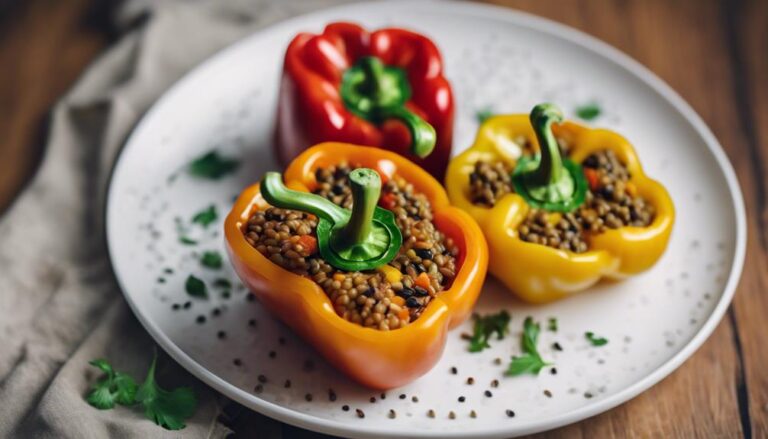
[{"left": 446, "top": 104, "right": 674, "bottom": 303}]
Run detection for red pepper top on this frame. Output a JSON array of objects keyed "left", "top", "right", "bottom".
[{"left": 275, "top": 22, "right": 454, "bottom": 180}]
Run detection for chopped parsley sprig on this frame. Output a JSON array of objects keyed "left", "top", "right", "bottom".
[
  {"left": 585, "top": 331, "right": 608, "bottom": 346},
  {"left": 505, "top": 317, "right": 551, "bottom": 376},
  {"left": 188, "top": 151, "right": 239, "bottom": 180},
  {"left": 468, "top": 310, "right": 511, "bottom": 352},
  {"left": 86, "top": 354, "right": 196, "bottom": 430}
]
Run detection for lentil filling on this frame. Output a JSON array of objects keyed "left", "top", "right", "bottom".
[
  {"left": 244, "top": 163, "right": 458, "bottom": 330},
  {"left": 468, "top": 143, "right": 655, "bottom": 253}
]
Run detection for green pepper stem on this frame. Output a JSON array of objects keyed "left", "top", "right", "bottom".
[
  {"left": 378, "top": 106, "right": 436, "bottom": 158},
  {"left": 335, "top": 168, "right": 380, "bottom": 249},
  {"left": 530, "top": 103, "right": 565, "bottom": 186},
  {"left": 340, "top": 56, "right": 437, "bottom": 157},
  {"left": 260, "top": 173, "right": 347, "bottom": 225}
]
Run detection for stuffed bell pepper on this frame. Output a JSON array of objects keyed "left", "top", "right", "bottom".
[
  {"left": 446, "top": 103, "right": 674, "bottom": 303},
  {"left": 225, "top": 143, "right": 487, "bottom": 389},
  {"left": 275, "top": 22, "right": 454, "bottom": 180}
]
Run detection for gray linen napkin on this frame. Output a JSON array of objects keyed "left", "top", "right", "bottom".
[{"left": 0, "top": 1, "right": 349, "bottom": 437}]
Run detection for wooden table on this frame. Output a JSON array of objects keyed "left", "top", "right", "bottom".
[{"left": 1, "top": 0, "right": 764, "bottom": 437}]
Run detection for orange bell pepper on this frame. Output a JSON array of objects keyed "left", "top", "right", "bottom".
[{"left": 225, "top": 143, "right": 487, "bottom": 389}]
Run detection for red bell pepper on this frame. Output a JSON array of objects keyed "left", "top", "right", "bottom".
[{"left": 275, "top": 22, "right": 454, "bottom": 180}]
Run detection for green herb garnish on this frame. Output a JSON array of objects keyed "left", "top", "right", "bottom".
[
  {"left": 468, "top": 310, "right": 511, "bottom": 352},
  {"left": 86, "top": 359, "right": 138, "bottom": 409},
  {"left": 585, "top": 331, "right": 608, "bottom": 346},
  {"left": 191, "top": 205, "right": 217, "bottom": 227},
  {"left": 213, "top": 278, "right": 232, "bottom": 289},
  {"left": 548, "top": 317, "right": 558, "bottom": 332},
  {"left": 200, "top": 251, "right": 222, "bottom": 269},
  {"left": 575, "top": 103, "right": 601, "bottom": 121},
  {"left": 179, "top": 236, "right": 197, "bottom": 246},
  {"left": 185, "top": 275, "right": 207, "bottom": 298},
  {"left": 135, "top": 353, "right": 197, "bottom": 431},
  {"left": 188, "top": 151, "right": 239, "bottom": 180},
  {"left": 505, "top": 317, "right": 551, "bottom": 376},
  {"left": 475, "top": 107, "right": 494, "bottom": 123}
]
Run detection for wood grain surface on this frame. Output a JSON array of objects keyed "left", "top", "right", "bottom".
[{"left": 0, "top": 0, "right": 765, "bottom": 437}]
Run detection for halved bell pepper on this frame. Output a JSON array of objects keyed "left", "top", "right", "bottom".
[
  {"left": 446, "top": 104, "right": 674, "bottom": 303},
  {"left": 275, "top": 22, "right": 454, "bottom": 180},
  {"left": 225, "top": 143, "right": 487, "bottom": 389}
]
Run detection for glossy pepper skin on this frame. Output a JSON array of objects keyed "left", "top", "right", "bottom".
[
  {"left": 446, "top": 115, "right": 674, "bottom": 303},
  {"left": 225, "top": 143, "right": 487, "bottom": 389},
  {"left": 275, "top": 22, "right": 454, "bottom": 181}
]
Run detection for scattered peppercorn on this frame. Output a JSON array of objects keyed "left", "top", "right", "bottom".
[
  {"left": 233, "top": 358, "right": 242, "bottom": 366},
  {"left": 493, "top": 357, "right": 502, "bottom": 365},
  {"left": 248, "top": 319, "right": 257, "bottom": 327},
  {"left": 171, "top": 303, "right": 180, "bottom": 311},
  {"left": 183, "top": 301, "right": 192, "bottom": 309},
  {"left": 550, "top": 367, "right": 558, "bottom": 375},
  {"left": 412, "top": 396, "right": 419, "bottom": 403},
  {"left": 484, "top": 390, "right": 493, "bottom": 397},
  {"left": 268, "top": 350, "right": 276, "bottom": 359},
  {"left": 217, "top": 330, "right": 226, "bottom": 339},
  {"left": 450, "top": 366, "right": 458, "bottom": 374},
  {"left": 328, "top": 389, "right": 337, "bottom": 402},
  {"left": 257, "top": 374, "right": 267, "bottom": 384},
  {"left": 284, "top": 379, "right": 291, "bottom": 388},
  {"left": 399, "top": 394, "right": 406, "bottom": 400},
  {"left": 388, "top": 409, "right": 396, "bottom": 419},
  {"left": 506, "top": 409, "right": 516, "bottom": 418},
  {"left": 491, "top": 379, "right": 499, "bottom": 388},
  {"left": 278, "top": 336, "right": 286, "bottom": 345},
  {"left": 553, "top": 342, "right": 563, "bottom": 351},
  {"left": 544, "top": 390, "right": 553, "bottom": 398},
  {"left": 342, "top": 405, "right": 349, "bottom": 411},
  {"left": 254, "top": 384, "right": 263, "bottom": 393},
  {"left": 196, "top": 315, "right": 206, "bottom": 324},
  {"left": 356, "top": 409, "right": 365, "bottom": 418},
  {"left": 305, "top": 393, "right": 313, "bottom": 402},
  {"left": 369, "top": 397, "right": 376, "bottom": 403},
  {"left": 212, "top": 307, "right": 221, "bottom": 317},
  {"left": 458, "top": 396, "right": 466, "bottom": 403}
]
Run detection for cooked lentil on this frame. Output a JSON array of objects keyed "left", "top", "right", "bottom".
[
  {"left": 244, "top": 163, "right": 458, "bottom": 330},
  {"left": 468, "top": 147, "right": 655, "bottom": 253}
]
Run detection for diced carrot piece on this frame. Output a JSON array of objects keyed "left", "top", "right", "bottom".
[
  {"left": 392, "top": 296, "right": 405, "bottom": 306},
  {"left": 584, "top": 168, "right": 600, "bottom": 191},
  {"left": 415, "top": 272, "right": 431, "bottom": 290},
  {"left": 379, "top": 192, "right": 398, "bottom": 210},
  {"left": 297, "top": 235, "right": 318, "bottom": 255},
  {"left": 333, "top": 273, "right": 345, "bottom": 282},
  {"left": 626, "top": 181, "right": 637, "bottom": 197},
  {"left": 397, "top": 308, "right": 410, "bottom": 322}
]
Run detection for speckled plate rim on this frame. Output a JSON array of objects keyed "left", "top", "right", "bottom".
[{"left": 105, "top": 1, "right": 747, "bottom": 437}]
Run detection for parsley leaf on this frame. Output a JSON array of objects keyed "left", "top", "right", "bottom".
[
  {"left": 179, "top": 236, "right": 197, "bottom": 246},
  {"left": 135, "top": 354, "right": 197, "bottom": 431},
  {"left": 505, "top": 317, "right": 551, "bottom": 376},
  {"left": 188, "top": 151, "right": 239, "bottom": 180},
  {"left": 575, "top": 103, "right": 601, "bottom": 121},
  {"left": 191, "top": 205, "right": 217, "bottom": 228},
  {"left": 506, "top": 354, "right": 548, "bottom": 376},
  {"left": 86, "top": 359, "right": 138, "bottom": 410},
  {"left": 475, "top": 107, "right": 494, "bottom": 123},
  {"left": 585, "top": 331, "right": 608, "bottom": 346},
  {"left": 200, "top": 251, "right": 223, "bottom": 269},
  {"left": 548, "top": 317, "right": 558, "bottom": 332},
  {"left": 185, "top": 275, "right": 207, "bottom": 298},
  {"left": 468, "top": 310, "right": 511, "bottom": 352},
  {"left": 213, "top": 278, "right": 232, "bottom": 289}
]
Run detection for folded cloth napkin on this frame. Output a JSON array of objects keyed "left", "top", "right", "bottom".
[{"left": 0, "top": 1, "right": 349, "bottom": 437}]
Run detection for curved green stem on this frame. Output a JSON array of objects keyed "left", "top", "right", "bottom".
[
  {"left": 530, "top": 104, "right": 565, "bottom": 186},
  {"left": 340, "top": 56, "right": 437, "bottom": 157},
  {"left": 260, "top": 172, "right": 348, "bottom": 225},
  {"left": 378, "top": 106, "right": 436, "bottom": 157},
  {"left": 511, "top": 103, "right": 587, "bottom": 212},
  {"left": 335, "top": 169, "right": 380, "bottom": 249},
  {"left": 259, "top": 169, "right": 402, "bottom": 271}
]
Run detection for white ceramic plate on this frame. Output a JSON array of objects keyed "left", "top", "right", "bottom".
[{"left": 106, "top": 1, "right": 746, "bottom": 437}]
